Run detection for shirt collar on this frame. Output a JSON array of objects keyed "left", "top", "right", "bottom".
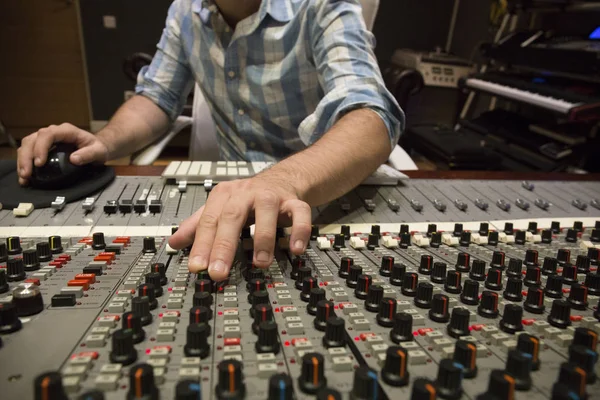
[{"left": 193, "top": 0, "right": 294, "bottom": 23}]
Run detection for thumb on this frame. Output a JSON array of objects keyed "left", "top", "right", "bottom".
[{"left": 70, "top": 142, "right": 108, "bottom": 165}]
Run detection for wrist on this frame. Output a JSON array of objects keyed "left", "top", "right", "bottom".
[{"left": 255, "top": 168, "right": 309, "bottom": 202}]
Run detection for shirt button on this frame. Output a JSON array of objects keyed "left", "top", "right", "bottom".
[
  {"left": 249, "top": 142, "right": 256, "bottom": 148},
  {"left": 228, "top": 71, "right": 236, "bottom": 78},
  {"left": 225, "top": 26, "right": 230, "bottom": 33},
  {"left": 238, "top": 109, "right": 245, "bottom": 116}
]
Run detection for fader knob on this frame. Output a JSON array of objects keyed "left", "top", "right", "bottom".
[
  {"left": 390, "top": 312, "right": 413, "bottom": 343},
  {"left": 491, "top": 251, "right": 506, "bottom": 269},
  {"left": 435, "top": 358, "right": 463, "bottom": 399},
  {"left": 500, "top": 304, "right": 523, "bottom": 334},
  {"left": 414, "top": 282, "right": 433, "bottom": 309},
  {"left": 216, "top": 360, "right": 245, "bottom": 399},
  {"left": 256, "top": 320, "right": 280, "bottom": 354},
  {"left": 339, "top": 257, "right": 353, "bottom": 278},
  {"left": 365, "top": 285, "right": 384, "bottom": 312},
  {"left": 460, "top": 279, "right": 479, "bottom": 305},
  {"left": 444, "top": 270, "right": 462, "bottom": 294},
  {"left": 475, "top": 370, "right": 516, "bottom": 400},
  {"left": 0, "top": 243, "right": 7, "bottom": 262},
  {"left": 252, "top": 304, "right": 273, "bottom": 334},
  {"left": 131, "top": 296, "right": 152, "bottom": 326},
  {"left": 504, "top": 350, "right": 532, "bottom": 390},
  {"left": 568, "top": 345, "right": 597, "bottom": 384},
  {"left": 429, "top": 294, "right": 450, "bottom": 323},
  {"left": 523, "top": 286, "right": 545, "bottom": 314},
  {"left": 565, "top": 228, "right": 578, "bottom": 243},
  {"left": 478, "top": 291, "right": 499, "bottom": 319},
  {"left": 323, "top": 316, "right": 345, "bottom": 348},
  {"left": 291, "top": 257, "right": 306, "bottom": 279},
  {"left": 485, "top": 267, "right": 503, "bottom": 291},
  {"left": 419, "top": 255, "right": 433, "bottom": 275},
  {"left": 354, "top": 274, "right": 372, "bottom": 300},
  {"left": 431, "top": 262, "right": 447, "bottom": 284},
  {"left": 517, "top": 334, "right": 541, "bottom": 371},
  {"left": 401, "top": 273, "right": 418, "bottom": 297},
  {"left": 49, "top": 235, "right": 63, "bottom": 254},
  {"left": 469, "top": 260, "right": 486, "bottom": 281},
  {"left": 447, "top": 308, "right": 470, "bottom": 338},
  {"left": 379, "top": 255, "right": 394, "bottom": 277},
  {"left": 545, "top": 275, "right": 564, "bottom": 299},
  {"left": 0, "top": 270, "right": 8, "bottom": 294},
  {"left": 138, "top": 283, "right": 158, "bottom": 310},
  {"left": 567, "top": 283, "right": 589, "bottom": 310},
  {"left": 542, "top": 257, "right": 558, "bottom": 275},
  {"left": 13, "top": 284, "right": 44, "bottom": 316},
  {"left": 196, "top": 279, "right": 214, "bottom": 294},
  {"left": 307, "top": 288, "right": 326, "bottom": 315},
  {"left": 0, "top": 302, "right": 22, "bottom": 333},
  {"left": 144, "top": 273, "right": 163, "bottom": 297},
  {"left": 561, "top": 264, "right": 577, "bottom": 285},
  {"left": 575, "top": 255, "right": 590, "bottom": 274},
  {"left": 381, "top": 346, "right": 410, "bottom": 386},
  {"left": 189, "top": 306, "right": 212, "bottom": 325},
  {"left": 6, "top": 258, "right": 26, "bottom": 281},
  {"left": 301, "top": 276, "right": 319, "bottom": 302},
  {"left": 524, "top": 267, "right": 541, "bottom": 287},
  {"left": 122, "top": 311, "right": 145, "bottom": 343},
  {"left": 23, "top": 249, "right": 40, "bottom": 271},
  {"left": 109, "top": 329, "right": 138, "bottom": 365},
  {"left": 92, "top": 232, "right": 106, "bottom": 250},
  {"left": 151, "top": 263, "right": 167, "bottom": 286},
  {"left": 298, "top": 353, "right": 327, "bottom": 394},
  {"left": 506, "top": 258, "right": 523, "bottom": 278},
  {"left": 524, "top": 250, "right": 538, "bottom": 267},
  {"left": 548, "top": 299, "right": 572, "bottom": 329},
  {"left": 390, "top": 263, "right": 405, "bottom": 286},
  {"left": 584, "top": 273, "right": 600, "bottom": 296},
  {"left": 6, "top": 236, "right": 22, "bottom": 255},
  {"left": 142, "top": 237, "right": 156, "bottom": 253},
  {"left": 367, "top": 234, "right": 379, "bottom": 250},
  {"left": 346, "top": 265, "right": 362, "bottom": 288},
  {"left": 34, "top": 372, "right": 68, "bottom": 400},
  {"left": 314, "top": 300, "right": 335, "bottom": 331},
  {"left": 455, "top": 252, "right": 470, "bottom": 273},
  {"left": 552, "top": 363, "right": 587, "bottom": 400},
  {"left": 175, "top": 380, "right": 202, "bottom": 400},
  {"left": 453, "top": 340, "right": 478, "bottom": 378},
  {"left": 350, "top": 365, "right": 383, "bottom": 400},
  {"left": 267, "top": 374, "right": 293, "bottom": 400},
  {"left": 410, "top": 379, "right": 437, "bottom": 400},
  {"left": 377, "top": 297, "right": 397, "bottom": 327},
  {"left": 503, "top": 278, "right": 523, "bottom": 302},
  {"left": 573, "top": 327, "right": 599, "bottom": 351},
  {"left": 557, "top": 249, "right": 571, "bottom": 266}
]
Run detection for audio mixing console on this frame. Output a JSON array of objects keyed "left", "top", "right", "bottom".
[{"left": 1, "top": 173, "right": 600, "bottom": 400}]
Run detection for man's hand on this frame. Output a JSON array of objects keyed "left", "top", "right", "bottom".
[
  {"left": 17, "top": 123, "right": 110, "bottom": 186},
  {"left": 168, "top": 174, "right": 312, "bottom": 281}
]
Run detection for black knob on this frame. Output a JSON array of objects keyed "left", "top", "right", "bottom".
[
  {"left": 431, "top": 262, "right": 447, "bottom": 284},
  {"left": 552, "top": 363, "right": 587, "bottom": 400},
  {"left": 551, "top": 221, "right": 561, "bottom": 233},
  {"left": 506, "top": 258, "right": 523, "bottom": 278},
  {"left": 515, "top": 231, "right": 526, "bottom": 245},
  {"left": 267, "top": 373, "right": 293, "bottom": 400},
  {"left": 333, "top": 234, "right": 345, "bottom": 250},
  {"left": 399, "top": 232, "right": 411, "bottom": 249},
  {"left": 310, "top": 225, "right": 320, "bottom": 240},
  {"left": 379, "top": 256, "right": 394, "bottom": 277},
  {"left": 517, "top": 334, "right": 541, "bottom": 371},
  {"left": 92, "top": 232, "right": 106, "bottom": 250},
  {"left": 548, "top": 299, "right": 571, "bottom": 329},
  {"left": 565, "top": 228, "right": 578, "bottom": 243},
  {"left": 390, "top": 263, "right": 405, "bottom": 286},
  {"left": 250, "top": 291, "right": 269, "bottom": 316},
  {"left": 390, "top": 312, "right": 413, "bottom": 343},
  {"left": 469, "top": 260, "right": 486, "bottom": 281},
  {"left": 126, "top": 364, "right": 159, "bottom": 400},
  {"left": 175, "top": 380, "right": 202, "bottom": 400},
  {"left": 365, "top": 285, "right": 384, "bottom": 312},
  {"left": 192, "top": 292, "right": 213, "bottom": 311},
  {"left": 491, "top": 251, "right": 506, "bottom": 269},
  {"left": 504, "top": 222, "right": 514, "bottom": 235},
  {"left": 585, "top": 273, "right": 600, "bottom": 296},
  {"left": 401, "top": 272, "right": 418, "bottom": 297},
  {"left": 317, "top": 388, "right": 342, "bottom": 400},
  {"left": 475, "top": 370, "right": 515, "bottom": 400},
  {"left": 346, "top": 265, "right": 362, "bottom": 288},
  {"left": 382, "top": 346, "right": 410, "bottom": 386},
  {"left": 354, "top": 274, "right": 372, "bottom": 300},
  {"left": 485, "top": 267, "right": 503, "bottom": 291},
  {"left": 351, "top": 365, "right": 383, "bottom": 400},
  {"left": 189, "top": 305, "right": 212, "bottom": 325},
  {"left": 575, "top": 255, "right": 590, "bottom": 274},
  {"left": 256, "top": 320, "right": 280, "bottom": 354},
  {"left": 0, "top": 243, "right": 7, "bottom": 262},
  {"left": 371, "top": 224, "right": 381, "bottom": 237},
  {"left": 22, "top": 249, "right": 40, "bottom": 271},
  {"left": 109, "top": 328, "right": 138, "bottom": 365},
  {"left": 453, "top": 223, "right": 464, "bottom": 237},
  {"left": 435, "top": 358, "right": 463, "bottom": 399},
  {"left": 0, "top": 302, "right": 22, "bottom": 333},
  {"left": 524, "top": 267, "right": 541, "bottom": 287},
  {"left": 419, "top": 255, "right": 433, "bottom": 275},
  {"left": 527, "top": 221, "right": 537, "bottom": 233},
  {"left": 455, "top": 252, "right": 470, "bottom": 273},
  {"left": 545, "top": 275, "right": 564, "bottom": 299},
  {"left": 341, "top": 225, "right": 351, "bottom": 238},
  {"left": 377, "top": 297, "right": 397, "bottom": 327},
  {"left": 499, "top": 304, "right": 523, "bottom": 334},
  {"left": 301, "top": 276, "right": 319, "bottom": 302},
  {"left": 447, "top": 308, "right": 470, "bottom": 338},
  {"left": 323, "top": 316, "right": 345, "bottom": 348},
  {"left": 557, "top": 249, "right": 571, "bottom": 266},
  {"left": 414, "top": 282, "right": 433, "bottom": 309},
  {"left": 13, "top": 284, "right": 44, "bottom": 316},
  {"left": 430, "top": 232, "right": 442, "bottom": 248},
  {"left": 137, "top": 283, "right": 158, "bottom": 310},
  {"left": 0, "top": 270, "right": 8, "bottom": 294},
  {"left": 142, "top": 237, "right": 156, "bottom": 253},
  {"left": 459, "top": 231, "right": 471, "bottom": 247},
  {"left": 592, "top": 230, "right": 600, "bottom": 244},
  {"left": 131, "top": 296, "right": 152, "bottom": 326},
  {"left": 542, "top": 257, "right": 558, "bottom": 275},
  {"left": 410, "top": 378, "right": 438, "bottom": 400},
  {"left": 503, "top": 277, "right": 523, "bottom": 302},
  {"left": 6, "top": 258, "right": 26, "bottom": 281},
  {"left": 568, "top": 345, "right": 597, "bottom": 384},
  {"left": 523, "top": 286, "right": 545, "bottom": 314},
  {"left": 427, "top": 223, "right": 437, "bottom": 237},
  {"left": 216, "top": 360, "right": 245, "bottom": 399},
  {"left": 567, "top": 283, "right": 589, "bottom": 310},
  {"left": 298, "top": 352, "right": 327, "bottom": 394},
  {"left": 314, "top": 300, "right": 335, "bottom": 331},
  {"left": 524, "top": 249, "right": 538, "bottom": 267},
  {"left": 453, "top": 340, "right": 478, "bottom": 378},
  {"left": 505, "top": 350, "right": 532, "bottom": 390},
  {"left": 144, "top": 273, "right": 163, "bottom": 297},
  {"left": 252, "top": 304, "right": 273, "bottom": 334},
  {"left": 6, "top": 236, "right": 22, "bottom": 255},
  {"left": 573, "top": 327, "right": 599, "bottom": 351},
  {"left": 592, "top": 248, "right": 600, "bottom": 266},
  {"left": 338, "top": 257, "right": 353, "bottom": 278},
  {"left": 400, "top": 224, "right": 410, "bottom": 235},
  {"left": 247, "top": 268, "right": 265, "bottom": 282},
  {"left": 122, "top": 311, "right": 145, "bottom": 343},
  {"left": 541, "top": 229, "right": 552, "bottom": 244},
  {"left": 444, "top": 270, "right": 462, "bottom": 294},
  {"left": 151, "top": 263, "right": 167, "bottom": 286},
  {"left": 460, "top": 279, "right": 479, "bottom": 305},
  {"left": 291, "top": 257, "right": 306, "bottom": 279},
  {"left": 573, "top": 221, "right": 584, "bottom": 231},
  {"left": 34, "top": 372, "right": 67, "bottom": 400},
  {"left": 478, "top": 291, "right": 499, "bottom": 319},
  {"left": 561, "top": 264, "right": 578, "bottom": 285},
  {"left": 367, "top": 234, "right": 379, "bottom": 250},
  {"left": 307, "top": 288, "right": 326, "bottom": 315},
  {"left": 429, "top": 294, "right": 450, "bottom": 323},
  {"left": 488, "top": 231, "right": 499, "bottom": 246},
  {"left": 48, "top": 235, "right": 63, "bottom": 254},
  {"left": 479, "top": 222, "right": 489, "bottom": 236},
  {"left": 196, "top": 278, "right": 214, "bottom": 294}
]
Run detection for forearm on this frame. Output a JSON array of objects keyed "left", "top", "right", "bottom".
[
  {"left": 265, "top": 108, "right": 391, "bottom": 206},
  {"left": 97, "top": 95, "right": 171, "bottom": 160}
]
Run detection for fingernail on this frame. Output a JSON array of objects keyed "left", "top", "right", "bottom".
[
  {"left": 209, "top": 260, "right": 228, "bottom": 275},
  {"left": 19, "top": 168, "right": 24, "bottom": 175},
  {"left": 34, "top": 157, "right": 41, "bottom": 166},
  {"left": 294, "top": 239, "right": 304, "bottom": 251},
  {"left": 190, "top": 256, "right": 207, "bottom": 270},
  {"left": 72, "top": 155, "right": 82, "bottom": 164},
  {"left": 256, "top": 251, "right": 270, "bottom": 263}
]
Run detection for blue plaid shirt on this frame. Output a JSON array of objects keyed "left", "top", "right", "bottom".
[{"left": 136, "top": 0, "right": 404, "bottom": 162}]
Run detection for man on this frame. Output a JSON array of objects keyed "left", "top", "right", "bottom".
[{"left": 17, "top": 0, "right": 404, "bottom": 281}]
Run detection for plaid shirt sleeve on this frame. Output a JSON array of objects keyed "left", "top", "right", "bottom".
[
  {"left": 299, "top": 0, "right": 405, "bottom": 150},
  {"left": 134, "top": 0, "right": 194, "bottom": 122}
]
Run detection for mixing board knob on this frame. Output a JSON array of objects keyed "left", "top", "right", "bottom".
[
  {"left": 367, "top": 234, "right": 379, "bottom": 250},
  {"left": 92, "top": 232, "right": 106, "bottom": 250},
  {"left": 6, "top": 236, "right": 22, "bottom": 255},
  {"left": 447, "top": 308, "right": 470, "bottom": 338},
  {"left": 552, "top": 363, "right": 588, "bottom": 400},
  {"left": 542, "top": 257, "right": 558, "bottom": 275},
  {"left": 572, "top": 221, "right": 584, "bottom": 232},
  {"left": 584, "top": 273, "right": 600, "bottom": 296},
  {"left": 506, "top": 258, "right": 523, "bottom": 278},
  {"left": 377, "top": 297, "right": 397, "bottom": 327},
  {"left": 390, "top": 312, "right": 413, "bottom": 343},
  {"left": 247, "top": 268, "right": 265, "bottom": 282},
  {"left": 573, "top": 327, "right": 599, "bottom": 351},
  {"left": 122, "top": 311, "right": 145, "bottom": 343},
  {"left": 565, "top": 228, "right": 578, "bottom": 243},
  {"left": 34, "top": 372, "right": 67, "bottom": 400},
  {"left": 131, "top": 296, "right": 152, "bottom": 326},
  {"left": 341, "top": 225, "right": 351, "bottom": 238},
  {"left": 253, "top": 304, "right": 274, "bottom": 333},
  {"left": 0, "top": 243, "right": 7, "bottom": 263},
  {"left": 517, "top": 334, "right": 541, "bottom": 371},
  {"left": 144, "top": 273, "right": 163, "bottom": 297},
  {"left": 296, "top": 267, "right": 312, "bottom": 289},
  {"left": 338, "top": 257, "right": 353, "bottom": 279},
  {"left": 561, "top": 264, "right": 577, "bottom": 285},
  {"left": 524, "top": 250, "right": 538, "bottom": 267},
  {"left": 548, "top": 300, "right": 572, "bottom": 329},
  {"left": 247, "top": 278, "right": 266, "bottom": 302},
  {"left": 504, "top": 222, "right": 514, "bottom": 235},
  {"left": 592, "top": 229, "right": 600, "bottom": 243},
  {"left": 185, "top": 322, "right": 210, "bottom": 358},
  {"left": 301, "top": 276, "right": 319, "bottom": 302},
  {"left": 430, "top": 232, "right": 442, "bottom": 248},
  {"left": 13, "top": 284, "right": 44, "bottom": 317},
  {"left": 541, "top": 229, "right": 552, "bottom": 244},
  {"left": 419, "top": 255, "right": 433, "bottom": 275},
  {"left": 401, "top": 273, "right": 418, "bottom": 297},
  {"left": 523, "top": 267, "right": 541, "bottom": 287},
  {"left": 307, "top": 288, "right": 326, "bottom": 315},
  {"left": 379, "top": 255, "right": 394, "bottom": 277},
  {"left": 310, "top": 225, "right": 320, "bottom": 240},
  {"left": 487, "top": 231, "right": 499, "bottom": 246},
  {"left": 151, "top": 263, "right": 167, "bottom": 286},
  {"left": 557, "top": 249, "right": 571, "bottom": 266},
  {"left": 455, "top": 252, "right": 470, "bottom": 273},
  {"left": 478, "top": 291, "right": 499, "bottom": 319},
  {"left": 491, "top": 251, "right": 506, "bottom": 269},
  {"left": 499, "top": 304, "right": 523, "bottom": 334},
  {"left": 478, "top": 222, "right": 489, "bottom": 236},
  {"left": 485, "top": 267, "right": 503, "bottom": 291},
  {"left": 323, "top": 316, "right": 345, "bottom": 348},
  {"left": 314, "top": 300, "right": 335, "bottom": 331},
  {"left": 193, "top": 292, "right": 214, "bottom": 309},
  {"left": 250, "top": 291, "right": 269, "bottom": 316},
  {"left": 390, "top": 263, "right": 405, "bottom": 287},
  {"left": 459, "top": 231, "right": 471, "bottom": 247},
  {"left": 49, "top": 235, "right": 63, "bottom": 254},
  {"left": 6, "top": 258, "right": 26, "bottom": 281},
  {"left": 0, "top": 270, "right": 8, "bottom": 294},
  {"left": 460, "top": 279, "right": 479, "bottom": 305},
  {"left": 475, "top": 370, "right": 516, "bottom": 400},
  {"left": 444, "top": 270, "right": 462, "bottom": 294},
  {"left": 354, "top": 274, "right": 372, "bottom": 300},
  {"left": 365, "top": 285, "right": 384, "bottom": 312},
  {"left": 298, "top": 352, "right": 327, "bottom": 394},
  {"left": 196, "top": 279, "right": 214, "bottom": 294},
  {"left": 346, "top": 265, "right": 363, "bottom": 289},
  {"left": 453, "top": 340, "right": 478, "bottom": 378},
  {"left": 435, "top": 358, "right": 463, "bottom": 399},
  {"left": 427, "top": 223, "right": 437, "bottom": 237},
  {"left": 399, "top": 232, "right": 411, "bottom": 249},
  {"left": 189, "top": 305, "right": 212, "bottom": 325},
  {"left": 453, "top": 223, "right": 463, "bottom": 237},
  {"left": 429, "top": 294, "right": 450, "bottom": 323},
  {"left": 505, "top": 350, "right": 533, "bottom": 390},
  {"left": 138, "top": 284, "right": 158, "bottom": 310},
  {"left": 291, "top": 257, "right": 306, "bottom": 279},
  {"left": 567, "top": 283, "right": 589, "bottom": 310},
  {"left": 400, "top": 224, "right": 410, "bottom": 235},
  {"left": 469, "top": 260, "right": 486, "bottom": 282},
  {"left": 545, "top": 275, "right": 564, "bottom": 299},
  {"left": 0, "top": 302, "right": 22, "bottom": 333},
  {"left": 523, "top": 286, "right": 545, "bottom": 314},
  {"left": 109, "top": 328, "right": 138, "bottom": 365},
  {"left": 78, "top": 390, "right": 105, "bottom": 400},
  {"left": 142, "top": 237, "right": 156, "bottom": 253},
  {"left": 256, "top": 320, "right": 280, "bottom": 354},
  {"left": 575, "top": 255, "right": 590, "bottom": 274},
  {"left": 568, "top": 345, "right": 597, "bottom": 384},
  {"left": 382, "top": 346, "right": 410, "bottom": 386},
  {"left": 267, "top": 373, "right": 293, "bottom": 400},
  {"left": 515, "top": 231, "right": 526, "bottom": 245},
  {"left": 126, "top": 363, "right": 159, "bottom": 400},
  {"left": 431, "top": 262, "right": 447, "bottom": 284},
  {"left": 503, "top": 277, "right": 523, "bottom": 302},
  {"left": 414, "top": 282, "right": 434, "bottom": 309},
  {"left": 23, "top": 249, "right": 40, "bottom": 271},
  {"left": 175, "top": 380, "right": 202, "bottom": 400},
  {"left": 527, "top": 221, "right": 537, "bottom": 232},
  {"left": 350, "top": 365, "right": 382, "bottom": 400},
  {"left": 410, "top": 378, "right": 437, "bottom": 400},
  {"left": 551, "top": 221, "right": 561, "bottom": 233},
  {"left": 333, "top": 234, "right": 345, "bottom": 250}
]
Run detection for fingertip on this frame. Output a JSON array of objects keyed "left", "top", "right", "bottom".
[
  {"left": 208, "top": 260, "right": 230, "bottom": 281},
  {"left": 18, "top": 177, "right": 28, "bottom": 187},
  {"left": 34, "top": 157, "right": 43, "bottom": 167},
  {"left": 70, "top": 154, "right": 83, "bottom": 165}
]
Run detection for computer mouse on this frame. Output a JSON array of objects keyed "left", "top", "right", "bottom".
[{"left": 29, "top": 143, "right": 85, "bottom": 189}]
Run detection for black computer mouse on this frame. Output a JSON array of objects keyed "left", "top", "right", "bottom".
[{"left": 29, "top": 143, "right": 85, "bottom": 189}]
